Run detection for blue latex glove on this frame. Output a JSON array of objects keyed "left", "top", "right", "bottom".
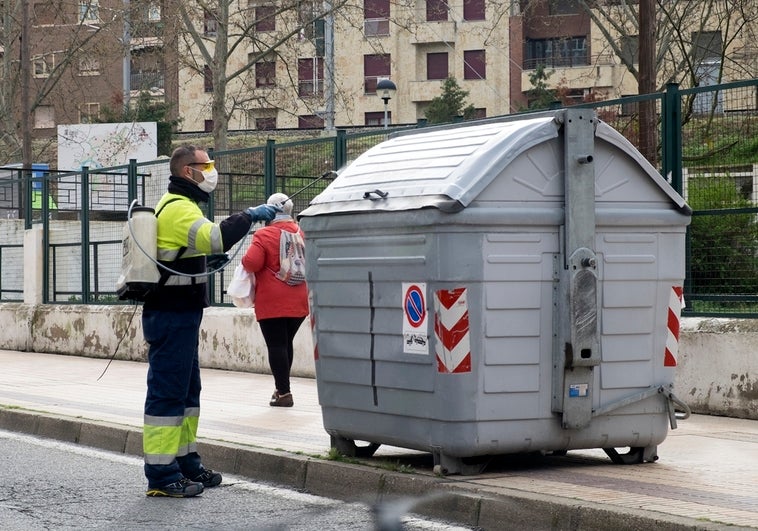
[{"left": 245, "top": 204, "right": 278, "bottom": 222}]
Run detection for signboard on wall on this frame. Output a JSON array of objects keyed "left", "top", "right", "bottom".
[
  {"left": 57, "top": 122, "right": 157, "bottom": 170},
  {"left": 56, "top": 122, "right": 158, "bottom": 212}
]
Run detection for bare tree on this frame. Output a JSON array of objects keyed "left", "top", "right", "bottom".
[
  {"left": 172, "top": 0, "right": 352, "bottom": 153},
  {"left": 0, "top": 0, "right": 124, "bottom": 166}
]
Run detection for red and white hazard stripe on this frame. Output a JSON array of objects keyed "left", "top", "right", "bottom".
[
  {"left": 664, "top": 286, "right": 683, "bottom": 367},
  {"left": 433, "top": 288, "right": 471, "bottom": 373}
]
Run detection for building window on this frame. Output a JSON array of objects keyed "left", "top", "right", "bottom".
[
  {"left": 255, "top": 5, "right": 276, "bottom": 32},
  {"left": 524, "top": 37, "right": 588, "bottom": 69},
  {"left": 147, "top": 2, "right": 161, "bottom": 22},
  {"left": 204, "top": 10, "right": 217, "bottom": 37},
  {"left": 620, "top": 35, "right": 638, "bottom": 65},
  {"left": 34, "top": 106, "right": 55, "bottom": 129},
  {"left": 298, "top": 58, "right": 323, "bottom": 97},
  {"left": 34, "top": 3, "right": 56, "bottom": 25},
  {"left": 298, "top": 0, "right": 317, "bottom": 40},
  {"left": 363, "top": 53, "right": 391, "bottom": 94},
  {"left": 473, "top": 108, "right": 486, "bottom": 119},
  {"left": 255, "top": 59, "right": 276, "bottom": 88},
  {"left": 364, "top": 0, "right": 389, "bottom": 36},
  {"left": 204, "top": 119, "right": 214, "bottom": 133},
  {"left": 204, "top": 65, "right": 213, "bottom": 92},
  {"left": 426, "top": 0, "right": 447, "bottom": 21},
  {"left": 692, "top": 31, "right": 722, "bottom": 62},
  {"left": 548, "top": 0, "right": 580, "bottom": 15},
  {"left": 298, "top": 114, "right": 324, "bottom": 129},
  {"left": 427, "top": 52, "right": 448, "bottom": 80},
  {"left": 78, "top": 57, "right": 100, "bottom": 76},
  {"left": 79, "top": 1, "right": 99, "bottom": 23},
  {"left": 79, "top": 102, "right": 100, "bottom": 123},
  {"left": 463, "top": 0, "right": 485, "bottom": 21},
  {"left": 33, "top": 53, "right": 55, "bottom": 78},
  {"left": 463, "top": 50, "right": 485, "bottom": 80},
  {"left": 365, "top": 111, "right": 390, "bottom": 127},
  {"left": 256, "top": 117, "right": 276, "bottom": 130}
]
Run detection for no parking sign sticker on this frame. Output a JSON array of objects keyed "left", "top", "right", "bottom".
[{"left": 402, "top": 282, "right": 428, "bottom": 355}]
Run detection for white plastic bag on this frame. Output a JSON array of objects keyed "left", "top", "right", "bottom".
[{"left": 227, "top": 263, "right": 255, "bottom": 308}]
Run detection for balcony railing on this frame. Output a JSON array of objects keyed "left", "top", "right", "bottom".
[
  {"left": 130, "top": 71, "right": 164, "bottom": 91},
  {"left": 523, "top": 54, "right": 591, "bottom": 70}
]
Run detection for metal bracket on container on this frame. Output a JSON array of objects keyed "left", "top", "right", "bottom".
[
  {"left": 591, "top": 385, "right": 691, "bottom": 430},
  {"left": 556, "top": 108, "right": 601, "bottom": 431}
]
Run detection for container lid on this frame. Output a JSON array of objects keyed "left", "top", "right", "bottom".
[
  {"left": 301, "top": 111, "right": 688, "bottom": 216},
  {"left": 302, "top": 116, "right": 561, "bottom": 216}
]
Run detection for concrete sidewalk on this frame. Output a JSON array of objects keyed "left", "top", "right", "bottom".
[{"left": 1, "top": 349, "right": 756, "bottom": 530}]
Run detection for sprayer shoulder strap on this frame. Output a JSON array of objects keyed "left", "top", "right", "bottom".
[
  {"left": 154, "top": 197, "right": 188, "bottom": 287},
  {"left": 154, "top": 196, "right": 185, "bottom": 218}
]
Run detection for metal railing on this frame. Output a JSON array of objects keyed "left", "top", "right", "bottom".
[{"left": 1, "top": 80, "right": 757, "bottom": 315}]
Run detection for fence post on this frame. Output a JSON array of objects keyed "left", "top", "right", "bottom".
[
  {"left": 335, "top": 129, "right": 347, "bottom": 170},
  {"left": 662, "top": 83, "right": 683, "bottom": 195},
  {"left": 264, "top": 139, "right": 276, "bottom": 197},
  {"left": 23, "top": 168, "right": 32, "bottom": 230},
  {"left": 81, "top": 167, "right": 90, "bottom": 304},
  {"left": 127, "top": 158, "right": 138, "bottom": 203}
]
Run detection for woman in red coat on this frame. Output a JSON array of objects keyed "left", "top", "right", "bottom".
[{"left": 242, "top": 193, "right": 309, "bottom": 407}]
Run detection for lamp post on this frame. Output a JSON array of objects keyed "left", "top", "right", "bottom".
[{"left": 376, "top": 78, "right": 396, "bottom": 130}]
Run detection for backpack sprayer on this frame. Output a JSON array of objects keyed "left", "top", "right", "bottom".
[{"left": 116, "top": 199, "right": 241, "bottom": 301}]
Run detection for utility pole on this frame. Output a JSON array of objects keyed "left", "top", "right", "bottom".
[
  {"left": 20, "top": 0, "right": 31, "bottom": 222},
  {"left": 323, "top": 0, "right": 335, "bottom": 131},
  {"left": 123, "top": 0, "right": 131, "bottom": 112},
  {"left": 638, "top": 0, "right": 657, "bottom": 166}
]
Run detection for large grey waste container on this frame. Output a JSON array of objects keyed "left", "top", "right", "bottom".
[{"left": 299, "top": 109, "right": 692, "bottom": 474}]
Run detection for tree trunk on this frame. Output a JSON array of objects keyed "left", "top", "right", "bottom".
[{"left": 638, "top": 0, "right": 657, "bottom": 166}]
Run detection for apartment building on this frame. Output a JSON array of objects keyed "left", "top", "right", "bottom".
[
  {"left": 0, "top": 0, "right": 177, "bottom": 148},
  {"left": 177, "top": 0, "right": 513, "bottom": 131},
  {"left": 513, "top": 0, "right": 758, "bottom": 111},
  {"left": 5, "top": 1, "right": 755, "bottom": 146}
]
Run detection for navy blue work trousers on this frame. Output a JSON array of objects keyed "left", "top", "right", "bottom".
[{"left": 142, "top": 308, "right": 204, "bottom": 487}]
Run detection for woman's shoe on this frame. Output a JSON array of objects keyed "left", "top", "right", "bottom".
[{"left": 270, "top": 391, "right": 293, "bottom": 407}]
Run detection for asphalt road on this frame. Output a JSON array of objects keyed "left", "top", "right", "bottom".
[{"left": 0, "top": 430, "right": 472, "bottom": 531}]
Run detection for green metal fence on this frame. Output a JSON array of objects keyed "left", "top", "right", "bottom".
[{"left": 1, "top": 81, "right": 756, "bottom": 315}]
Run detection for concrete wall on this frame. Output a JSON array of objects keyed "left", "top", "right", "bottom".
[
  {"left": 0, "top": 302, "right": 755, "bottom": 420},
  {"left": 0, "top": 303, "right": 315, "bottom": 378}
]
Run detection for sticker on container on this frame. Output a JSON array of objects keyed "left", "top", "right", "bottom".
[
  {"left": 402, "top": 283, "right": 428, "bottom": 354},
  {"left": 434, "top": 287, "right": 471, "bottom": 373},
  {"left": 664, "top": 285, "right": 683, "bottom": 367},
  {"left": 568, "top": 383, "right": 588, "bottom": 397}
]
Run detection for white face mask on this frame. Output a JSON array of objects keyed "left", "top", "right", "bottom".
[{"left": 197, "top": 168, "right": 218, "bottom": 193}]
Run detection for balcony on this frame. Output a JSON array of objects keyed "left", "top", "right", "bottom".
[
  {"left": 521, "top": 54, "right": 621, "bottom": 91},
  {"left": 410, "top": 21, "right": 456, "bottom": 45},
  {"left": 409, "top": 80, "right": 444, "bottom": 102}
]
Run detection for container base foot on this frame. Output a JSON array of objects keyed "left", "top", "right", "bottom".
[
  {"left": 330, "top": 435, "right": 380, "bottom": 458},
  {"left": 603, "top": 445, "right": 658, "bottom": 464}
]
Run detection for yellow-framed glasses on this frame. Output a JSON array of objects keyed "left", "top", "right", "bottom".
[{"left": 188, "top": 160, "right": 215, "bottom": 172}]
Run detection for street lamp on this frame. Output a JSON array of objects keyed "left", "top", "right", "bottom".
[{"left": 376, "top": 78, "right": 396, "bottom": 130}]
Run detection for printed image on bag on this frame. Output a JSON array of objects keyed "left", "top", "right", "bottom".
[{"left": 275, "top": 229, "right": 306, "bottom": 286}]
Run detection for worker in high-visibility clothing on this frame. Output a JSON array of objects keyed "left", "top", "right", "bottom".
[{"left": 142, "top": 145, "right": 277, "bottom": 498}]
